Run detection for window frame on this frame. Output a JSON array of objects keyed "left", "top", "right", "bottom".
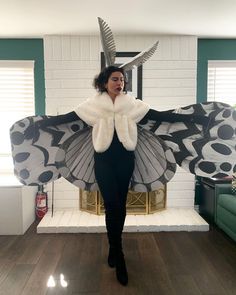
[{"left": 0, "top": 60, "right": 35, "bottom": 185}]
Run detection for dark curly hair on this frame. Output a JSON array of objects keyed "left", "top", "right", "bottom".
[{"left": 93, "top": 66, "right": 127, "bottom": 93}]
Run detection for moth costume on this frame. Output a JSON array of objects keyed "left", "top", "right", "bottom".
[{"left": 10, "top": 18, "right": 236, "bottom": 286}]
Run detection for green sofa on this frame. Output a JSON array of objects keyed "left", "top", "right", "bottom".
[{"left": 215, "top": 183, "right": 236, "bottom": 242}]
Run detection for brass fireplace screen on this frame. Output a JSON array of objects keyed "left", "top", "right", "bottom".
[{"left": 79, "top": 186, "right": 166, "bottom": 215}]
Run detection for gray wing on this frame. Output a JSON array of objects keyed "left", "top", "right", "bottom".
[
  {"left": 10, "top": 115, "right": 87, "bottom": 185},
  {"left": 98, "top": 17, "right": 116, "bottom": 67},
  {"left": 55, "top": 127, "right": 98, "bottom": 191},
  {"left": 130, "top": 127, "right": 176, "bottom": 192},
  {"left": 140, "top": 102, "right": 236, "bottom": 179},
  {"left": 55, "top": 126, "right": 176, "bottom": 192}
]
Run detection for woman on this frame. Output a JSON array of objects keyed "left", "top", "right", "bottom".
[{"left": 23, "top": 65, "right": 212, "bottom": 286}]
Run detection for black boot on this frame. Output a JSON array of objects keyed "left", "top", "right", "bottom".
[
  {"left": 115, "top": 250, "right": 128, "bottom": 286},
  {"left": 108, "top": 247, "right": 116, "bottom": 268}
]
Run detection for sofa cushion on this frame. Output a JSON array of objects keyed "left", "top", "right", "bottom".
[
  {"left": 232, "top": 173, "right": 236, "bottom": 195},
  {"left": 218, "top": 194, "right": 236, "bottom": 215},
  {"left": 216, "top": 206, "right": 236, "bottom": 242}
]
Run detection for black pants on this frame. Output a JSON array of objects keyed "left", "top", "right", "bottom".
[{"left": 94, "top": 133, "right": 135, "bottom": 250}]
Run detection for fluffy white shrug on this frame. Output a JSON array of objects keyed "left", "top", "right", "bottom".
[{"left": 74, "top": 92, "right": 150, "bottom": 152}]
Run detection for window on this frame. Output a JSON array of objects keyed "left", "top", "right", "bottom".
[
  {"left": 207, "top": 60, "right": 236, "bottom": 107},
  {"left": 0, "top": 61, "right": 35, "bottom": 185}
]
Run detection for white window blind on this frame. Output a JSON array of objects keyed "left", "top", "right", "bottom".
[
  {"left": 207, "top": 60, "right": 236, "bottom": 107},
  {"left": 0, "top": 60, "right": 35, "bottom": 185}
]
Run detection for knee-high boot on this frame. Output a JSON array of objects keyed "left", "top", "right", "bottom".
[{"left": 105, "top": 208, "right": 128, "bottom": 286}]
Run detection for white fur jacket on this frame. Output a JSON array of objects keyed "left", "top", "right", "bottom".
[{"left": 74, "top": 92, "right": 150, "bottom": 152}]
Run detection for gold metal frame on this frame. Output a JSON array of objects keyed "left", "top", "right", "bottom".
[{"left": 79, "top": 186, "right": 166, "bottom": 215}]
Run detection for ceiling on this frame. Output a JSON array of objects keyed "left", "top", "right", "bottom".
[{"left": 0, "top": 0, "right": 236, "bottom": 38}]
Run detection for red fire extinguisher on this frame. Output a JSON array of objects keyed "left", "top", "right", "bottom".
[{"left": 36, "top": 185, "right": 48, "bottom": 219}]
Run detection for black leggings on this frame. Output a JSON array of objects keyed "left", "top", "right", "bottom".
[{"left": 94, "top": 134, "right": 135, "bottom": 249}]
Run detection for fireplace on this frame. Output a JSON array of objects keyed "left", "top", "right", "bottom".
[{"left": 79, "top": 186, "right": 166, "bottom": 215}]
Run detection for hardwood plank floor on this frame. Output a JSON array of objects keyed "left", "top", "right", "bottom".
[{"left": 0, "top": 222, "right": 235, "bottom": 295}]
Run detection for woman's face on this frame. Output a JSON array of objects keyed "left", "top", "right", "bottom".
[{"left": 105, "top": 71, "right": 125, "bottom": 100}]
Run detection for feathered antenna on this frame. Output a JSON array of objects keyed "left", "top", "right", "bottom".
[
  {"left": 97, "top": 17, "right": 159, "bottom": 71},
  {"left": 120, "top": 41, "right": 159, "bottom": 72},
  {"left": 98, "top": 17, "right": 116, "bottom": 67}
]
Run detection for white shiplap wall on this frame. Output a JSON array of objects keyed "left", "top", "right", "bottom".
[{"left": 43, "top": 34, "right": 197, "bottom": 210}]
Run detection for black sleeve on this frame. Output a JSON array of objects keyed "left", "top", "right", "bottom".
[
  {"left": 141, "top": 109, "right": 210, "bottom": 126},
  {"left": 24, "top": 111, "right": 82, "bottom": 140},
  {"left": 37, "top": 111, "right": 80, "bottom": 128}
]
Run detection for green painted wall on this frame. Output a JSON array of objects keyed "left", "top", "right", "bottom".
[
  {"left": 0, "top": 39, "right": 45, "bottom": 115},
  {"left": 197, "top": 39, "right": 236, "bottom": 103},
  {"left": 196, "top": 39, "right": 236, "bottom": 205}
]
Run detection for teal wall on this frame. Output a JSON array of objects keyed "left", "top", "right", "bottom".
[
  {"left": 196, "top": 39, "right": 236, "bottom": 205},
  {"left": 0, "top": 39, "right": 45, "bottom": 115},
  {"left": 197, "top": 39, "right": 236, "bottom": 103}
]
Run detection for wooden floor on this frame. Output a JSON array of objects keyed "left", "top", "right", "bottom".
[{"left": 0, "top": 222, "right": 235, "bottom": 295}]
